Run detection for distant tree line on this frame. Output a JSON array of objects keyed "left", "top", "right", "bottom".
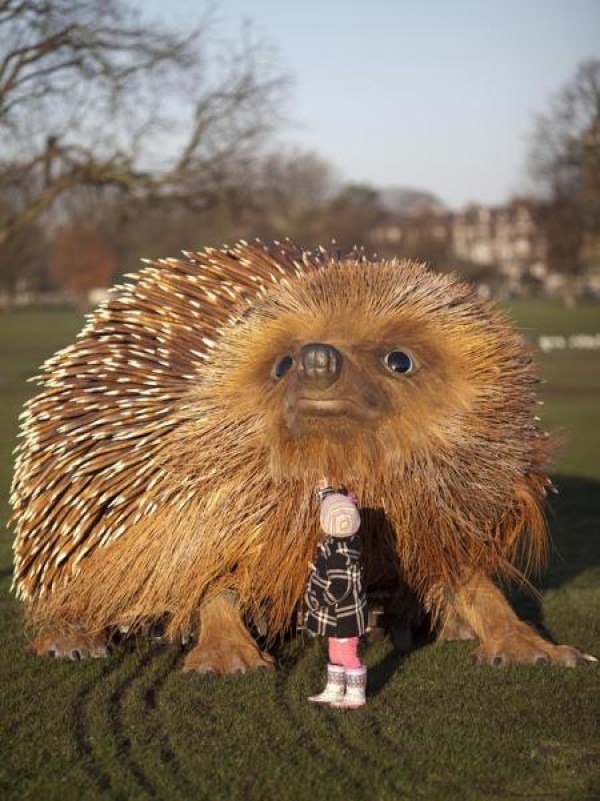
[
  {"left": 529, "top": 59, "right": 600, "bottom": 301},
  {"left": 0, "top": 1, "right": 598, "bottom": 304}
]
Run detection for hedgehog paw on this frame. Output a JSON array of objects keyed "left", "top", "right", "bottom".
[
  {"left": 182, "top": 640, "right": 274, "bottom": 675},
  {"left": 182, "top": 590, "right": 274, "bottom": 675},
  {"left": 472, "top": 631, "right": 597, "bottom": 668},
  {"left": 28, "top": 630, "right": 109, "bottom": 660}
]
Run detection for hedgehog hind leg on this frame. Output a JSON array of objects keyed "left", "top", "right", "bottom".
[
  {"left": 27, "top": 628, "right": 109, "bottom": 660},
  {"left": 451, "top": 572, "right": 597, "bottom": 667},
  {"left": 182, "top": 591, "right": 274, "bottom": 675}
]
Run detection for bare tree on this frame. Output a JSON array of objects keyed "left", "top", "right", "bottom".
[
  {"left": 0, "top": 0, "right": 289, "bottom": 253},
  {"left": 0, "top": 197, "right": 48, "bottom": 303},
  {"left": 50, "top": 223, "right": 115, "bottom": 301},
  {"left": 529, "top": 60, "right": 600, "bottom": 291},
  {"left": 325, "top": 183, "right": 387, "bottom": 254},
  {"left": 245, "top": 149, "right": 338, "bottom": 245}
]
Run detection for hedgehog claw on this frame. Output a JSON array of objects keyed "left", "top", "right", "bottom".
[
  {"left": 29, "top": 630, "right": 109, "bottom": 661},
  {"left": 182, "top": 644, "right": 273, "bottom": 674},
  {"left": 473, "top": 634, "right": 596, "bottom": 668}
]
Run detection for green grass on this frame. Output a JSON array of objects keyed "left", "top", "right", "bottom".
[
  {"left": 1, "top": 304, "right": 599, "bottom": 801},
  {"left": 508, "top": 300, "right": 600, "bottom": 480}
]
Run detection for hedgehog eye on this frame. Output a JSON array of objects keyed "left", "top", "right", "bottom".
[
  {"left": 272, "top": 355, "right": 294, "bottom": 380},
  {"left": 384, "top": 350, "right": 415, "bottom": 374}
]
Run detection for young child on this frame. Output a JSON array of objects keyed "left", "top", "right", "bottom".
[{"left": 304, "top": 480, "right": 367, "bottom": 709}]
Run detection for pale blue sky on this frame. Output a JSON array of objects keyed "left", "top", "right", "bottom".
[{"left": 146, "top": 1, "right": 600, "bottom": 209}]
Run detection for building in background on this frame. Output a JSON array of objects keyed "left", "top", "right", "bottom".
[
  {"left": 451, "top": 197, "right": 549, "bottom": 295},
  {"left": 373, "top": 196, "right": 553, "bottom": 298}
]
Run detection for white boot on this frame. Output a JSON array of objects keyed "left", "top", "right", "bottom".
[
  {"left": 308, "top": 664, "right": 345, "bottom": 704},
  {"left": 331, "top": 666, "right": 367, "bottom": 709}
]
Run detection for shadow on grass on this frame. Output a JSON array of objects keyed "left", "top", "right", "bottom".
[
  {"left": 544, "top": 474, "right": 600, "bottom": 587},
  {"left": 367, "top": 646, "right": 405, "bottom": 697},
  {"left": 508, "top": 473, "right": 600, "bottom": 636}
]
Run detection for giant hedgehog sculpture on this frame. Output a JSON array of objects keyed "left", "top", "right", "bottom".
[{"left": 11, "top": 241, "right": 595, "bottom": 671}]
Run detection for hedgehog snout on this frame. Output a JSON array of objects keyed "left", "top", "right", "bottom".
[{"left": 297, "top": 342, "right": 342, "bottom": 389}]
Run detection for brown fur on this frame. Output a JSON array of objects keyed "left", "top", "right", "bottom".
[{"left": 10, "top": 241, "right": 592, "bottom": 667}]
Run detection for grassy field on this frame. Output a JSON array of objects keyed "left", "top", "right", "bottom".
[{"left": 1, "top": 302, "right": 599, "bottom": 801}]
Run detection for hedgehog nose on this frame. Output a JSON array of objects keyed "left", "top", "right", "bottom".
[{"left": 299, "top": 343, "right": 343, "bottom": 388}]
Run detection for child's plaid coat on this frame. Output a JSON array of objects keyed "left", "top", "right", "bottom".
[{"left": 304, "top": 533, "right": 367, "bottom": 638}]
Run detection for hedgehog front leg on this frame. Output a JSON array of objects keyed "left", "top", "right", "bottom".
[
  {"left": 447, "top": 572, "right": 597, "bottom": 667},
  {"left": 182, "top": 591, "right": 274, "bottom": 674},
  {"left": 438, "top": 605, "right": 476, "bottom": 642}
]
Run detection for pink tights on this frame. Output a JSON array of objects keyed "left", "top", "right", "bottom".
[{"left": 328, "top": 636, "right": 363, "bottom": 668}]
